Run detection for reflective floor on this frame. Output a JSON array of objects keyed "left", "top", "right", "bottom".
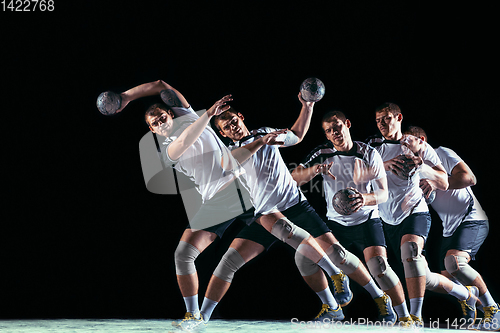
[{"left": 0, "top": 319, "right": 462, "bottom": 333}]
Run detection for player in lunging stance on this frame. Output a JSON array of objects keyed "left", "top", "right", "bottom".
[{"left": 114, "top": 79, "right": 287, "bottom": 327}]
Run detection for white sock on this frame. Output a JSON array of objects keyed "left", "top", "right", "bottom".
[
  {"left": 183, "top": 295, "right": 199, "bottom": 316},
  {"left": 409, "top": 297, "right": 424, "bottom": 318},
  {"left": 316, "top": 286, "right": 339, "bottom": 309},
  {"left": 394, "top": 302, "right": 410, "bottom": 318},
  {"left": 448, "top": 283, "right": 469, "bottom": 301},
  {"left": 317, "top": 256, "right": 341, "bottom": 276},
  {"left": 200, "top": 297, "right": 218, "bottom": 322},
  {"left": 363, "top": 278, "right": 384, "bottom": 299},
  {"left": 479, "top": 290, "right": 496, "bottom": 308}
]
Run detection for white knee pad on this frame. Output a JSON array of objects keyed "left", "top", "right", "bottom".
[
  {"left": 400, "top": 241, "right": 426, "bottom": 278},
  {"left": 366, "top": 255, "right": 399, "bottom": 291},
  {"left": 271, "top": 218, "right": 310, "bottom": 250},
  {"left": 295, "top": 251, "right": 320, "bottom": 277},
  {"left": 326, "top": 243, "right": 359, "bottom": 275},
  {"left": 425, "top": 267, "right": 440, "bottom": 291},
  {"left": 213, "top": 247, "right": 246, "bottom": 283},
  {"left": 444, "top": 254, "right": 479, "bottom": 286},
  {"left": 174, "top": 241, "right": 200, "bottom": 276}
]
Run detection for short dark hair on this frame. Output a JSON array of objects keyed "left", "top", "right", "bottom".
[
  {"left": 213, "top": 107, "right": 239, "bottom": 131},
  {"left": 144, "top": 103, "right": 172, "bottom": 126},
  {"left": 322, "top": 110, "right": 347, "bottom": 124},
  {"left": 375, "top": 102, "right": 401, "bottom": 116},
  {"left": 404, "top": 125, "right": 427, "bottom": 141}
]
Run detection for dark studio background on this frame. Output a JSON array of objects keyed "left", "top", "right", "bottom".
[{"left": 1, "top": 1, "right": 497, "bottom": 323}]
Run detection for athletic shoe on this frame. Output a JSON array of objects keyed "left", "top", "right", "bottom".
[
  {"left": 397, "top": 316, "right": 415, "bottom": 329},
  {"left": 330, "top": 272, "right": 353, "bottom": 306},
  {"left": 172, "top": 312, "right": 198, "bottom": 327},
  {"left": 374, "top": 293, "right": 397, "bottom": 324},
  {"left": 459, "top": 286, "right": 478, "bottom": 321},
  {"left": 410, "top": 314, "right": 424, "bottom": 328},
  {"left": 177, "top": 313, "right": 206, "bottom": 332},
  {"left": 477, "top": 303, "right": 500, "bottom": 331},
  {"left": 172, "top": 312, "right": 204, "bottom": 330},
  {"left": 314, "top": 303, "right": 345, "bottom": 322}
]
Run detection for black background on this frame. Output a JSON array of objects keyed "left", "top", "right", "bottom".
[{"left": 1, "top": 0, "right": 497, "bottom": 322}]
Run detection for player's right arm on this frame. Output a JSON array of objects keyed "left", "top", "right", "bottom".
[
  {"left": 230, "top": 129, "right": 287, "bottom": 164},
  {"left": 168, "top": 95, "right": 232, "bottom": 161},
  {"left": 116, "top": 80, "right": 190, "bottom": 112},
  {"left": 291, "top": 162, "right": 335, "bottom": 186}
]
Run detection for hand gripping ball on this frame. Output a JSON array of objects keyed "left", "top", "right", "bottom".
[
  {"left": 332, "top": 188, "right": 358, "bottom": 215},
  {"left": 300, "top": 77, "right": 325, "bottom": 102},
  {"left": 96, "top": 91, "right": 122, "bottom": 116}
]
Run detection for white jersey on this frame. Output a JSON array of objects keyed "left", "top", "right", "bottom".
[
  {"left": 367, "top": 135, "right": 441, "bottom": 225},
  {"left": 229, "top": 127, "right": 304, "bottom": 215},
  {"left": 431, "top": 147, "right": 488, "bottom": 237},
  {"left": 162, "top": 106, "right": 240, "bottom": 203},
  {"left": 300, "top": 141, "right": 385, "bottom": 226}
]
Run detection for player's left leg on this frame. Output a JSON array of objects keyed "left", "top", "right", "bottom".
[
  {"left": 400, "top": 233, "right": 427, "bottom": 326},
  {"left": 364, "top": 245, "right": 401, "bottom": 324},
  {"left": 425, "top": 264, "right": 478, "bottom": 321},
  {"left": 295, "top": 252, "right": 344, "bottom": 321},
  {"left": 173, "top": 228, "right": 218, "bottom": 327},
  {"left": 444, "top": 250, "right": 499, "bottom": 330},
  {"left": 257, "top": 212, "right": 340, "bottom": 284},
  {"left": 200, "top": 238, "right": 265, "bottom": 323}
]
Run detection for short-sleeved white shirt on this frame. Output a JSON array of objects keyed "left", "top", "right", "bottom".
[
  {"left": 229, "top": 127, "right": 304, "bottom": 215},
  {"left": 367, "top": 136, "right": 441, "bottom": 225},
  {"left": 162, "top": 106, "right": 240, "bottom": 203},
  {"left": 300, "top": 141, "right": 385, "bottom": 226},
  {"left": 431, "top": 147, "right": 488, "bottom": 237}
]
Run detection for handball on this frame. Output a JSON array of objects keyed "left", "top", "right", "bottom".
[
  {"left": 332, "top": 188, "right": 358, "bottom": 215},
  {"left": 300, "top": 77, "right": 325, "bottom": 102},
  {"left": 97, "top": 91, "right": 122, "bottom": 115}
]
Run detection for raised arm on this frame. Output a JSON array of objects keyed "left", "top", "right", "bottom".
[
  {"left": 231, "top": 129, "right": 287, "bottom": 164},
  {"left": 117, "top": 80, "right": 189, "bottom": 112},
  {"left": 285, "top": 92, "right": 315, "bottom": 145},
  {"left": 167, "top": 95, "right": 232, "bottom": 161}
]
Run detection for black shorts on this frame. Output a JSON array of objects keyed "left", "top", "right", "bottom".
[
  {"left": 382, "top": 212, "right": 432, "bottom": 259},
  {"left": 326, "top": 217, "right": 387, "bottom": 255},
  {"left": 439, "top": 220, "right": 489, "bottom": 271},
  {"left": 185, "top": 180, "right": 257, "bottom": 238},
  {"left": 282, "top": 200, "right": 330, "bottom": 238},
  {"left": 235, "top": 199, "right": 330, "bottom": 250}
]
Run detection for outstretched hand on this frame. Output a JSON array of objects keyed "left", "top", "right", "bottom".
[
  {"left": 260, "top": 129, "right": 289, "bottom": 146},
  {"left": 207, "top": 95, "right": 233, "bottom": 117},
  {"left": 315, "top": 161, "right": 336, "bottom": 180}
]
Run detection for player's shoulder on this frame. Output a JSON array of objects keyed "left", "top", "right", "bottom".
[
  {"left": 365, "top": 134, "right": 384, "bottom": 146},
  {"left": 254, "top": 126, "right": 277, "bottom": 134},
  {"left": 300, "top": 141, "right": 335, "bottom": 165},
  {"left": 308, "top": 140, "right": 335, "bottom": 155},
  {"left": 435, "top": 146, "right": 462, "bottom": 161}
]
